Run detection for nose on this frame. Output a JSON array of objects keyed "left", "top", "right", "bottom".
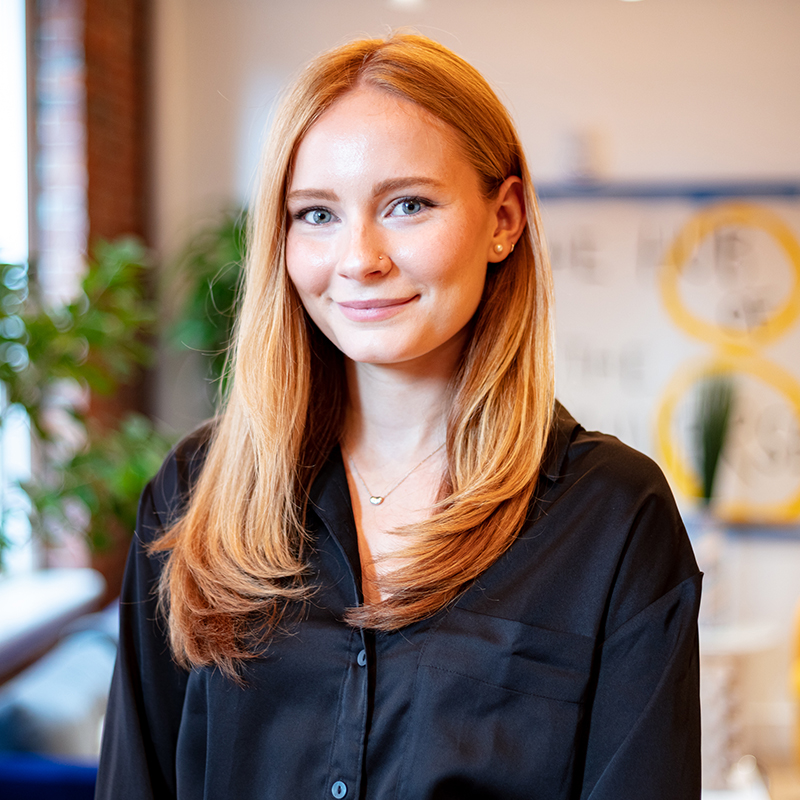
[{"left": 338, "top": 221, "right": 390, "bottom": 280}]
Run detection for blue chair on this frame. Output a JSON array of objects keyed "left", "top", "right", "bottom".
[{"left": 0, "top": 753, "right": 97, "bottom": 799}]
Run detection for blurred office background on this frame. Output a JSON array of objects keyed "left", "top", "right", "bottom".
[{"left": 1, "top": 0, "right": 799, "bottom": 797}]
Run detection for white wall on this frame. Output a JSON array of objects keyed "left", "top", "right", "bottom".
[{"left": 151, "top": 0, "right": 800, "bottom": 257}]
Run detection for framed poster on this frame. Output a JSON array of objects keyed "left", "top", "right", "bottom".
[{"left": 540, "top": 182, "right": 800, "bottom": 522}]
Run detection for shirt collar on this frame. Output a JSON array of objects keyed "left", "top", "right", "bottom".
[
  {"left": 307, "top": 446, "right": 363, "bottom": 586},
  {"left": 540, "top": 401, "right": 581, "bottom": 484}
]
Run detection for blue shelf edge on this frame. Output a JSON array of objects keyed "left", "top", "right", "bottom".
[{"left": 536, "top": 180, "right": 800, "bottom": 201}]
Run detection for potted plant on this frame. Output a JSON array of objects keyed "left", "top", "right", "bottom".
[
  {"left": 691, "top": 371, "right": 735, "bottom": 626},
  {"left": 0, "top": 238, "right": 173, "bottom": 597},
  {"left": 165, "top": 208, "right": 246, "bottom": 401},
  {"left": 0, "top": 210, "right": 248, "bottom": 597}
]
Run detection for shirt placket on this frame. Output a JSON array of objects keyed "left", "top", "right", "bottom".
[
  {"left": 324, "top": 626, "right": 370, "bottom": 800},
  {"left": 311, "top": 484, "right": 371, "bottom": 800}
]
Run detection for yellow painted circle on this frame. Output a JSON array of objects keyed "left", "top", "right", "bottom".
[
  {"left": 657, "top": 355, "right": 800, "bottom": 522},
  {"left": 661, "top": 202, "right": 800, "bottom": 351}
]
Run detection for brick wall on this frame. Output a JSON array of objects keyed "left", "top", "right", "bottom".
[
  {"left": 84, "top": 0, "right": 148, "bottom": 242},
  {"left": 36, "top": 0, "right": 150, "bottom": 308},
  {"left": 35, "top": 0, "right": 88, "bottom": 304},
  {"left": 83, "top": 0, "right": 151, "bottom": 422},
  {"left": 35, "top": 0, "right": 151, "bottom": 424}
]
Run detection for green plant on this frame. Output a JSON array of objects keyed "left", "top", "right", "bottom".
[
  {"left": 166, "top": 208, "right": 246, "bottom": 396},
  {"left": 0, "top": 211, "right": 248, "bottom": 568},
  {"left": 694, "top": 373, "right": 735, "bottom": 506},
  {"left": 0, "top": 238, "right": 173, "bottom": 564},
  {"left": 1, "top": 238, "right": 156, "bottom": 438},
  {"left": 24, "top": 413, "right": 173, "bottom": 551}
]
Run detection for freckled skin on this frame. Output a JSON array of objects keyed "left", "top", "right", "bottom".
[{"left": 285, "top": 86, "right": 502, "bottom": 373}]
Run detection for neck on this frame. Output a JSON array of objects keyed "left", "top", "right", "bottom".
[
  {"left": 341, "top": 326, "right": 470, "bottom": 468},
  {"left": 343, "top": 360, "right": 451, "bottom": 463}
]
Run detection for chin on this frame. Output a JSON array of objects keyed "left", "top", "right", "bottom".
[
  {"left": 336, "top": 337, "right": 419, "bottom": 366},
  {"left": 345, "top": 352, "right": 409, "bottom": 366}
]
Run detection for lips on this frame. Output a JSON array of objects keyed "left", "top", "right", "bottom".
[{"left": 336, "top": 295, "right": 418, "bottom": 321}]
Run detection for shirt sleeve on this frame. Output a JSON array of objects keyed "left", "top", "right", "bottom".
[
  {"left": 579, "top": 573, "right": 702, "bottom": 799},
  {"left": 577, "top": 458, "right": 703, "bottom": 800},
  {"left": 95, "top": 480, "right": 189, "bottom": 800}
]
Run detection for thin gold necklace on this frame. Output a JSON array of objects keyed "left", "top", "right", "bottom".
[{"left": 343, "top": 444, "right": 445, "bottom": 506}]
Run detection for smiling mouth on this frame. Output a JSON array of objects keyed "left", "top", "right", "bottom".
[
  {"left": 338, "top": 297, "right": 416, "bottom": 310},
  {"left": 336, "top": 295, "right": 418, "bottom": 321}
]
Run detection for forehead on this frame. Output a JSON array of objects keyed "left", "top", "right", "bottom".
[
  {"left": 314, "top": 84, "right": 452, "bottom": 134},
  {"left": 289, "top": 85, "right": 475, "bottom": 188}
]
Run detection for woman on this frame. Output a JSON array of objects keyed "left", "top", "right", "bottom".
[{"left": 97, "top": 33, "right": 701, "bottom": 799}]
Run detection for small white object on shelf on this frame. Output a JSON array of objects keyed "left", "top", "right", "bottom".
[{"left": 702, "top": 755, "right": 772, "bottom": 799}]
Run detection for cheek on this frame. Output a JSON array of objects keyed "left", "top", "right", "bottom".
[
  {"left": 286, "top": 238, "right": 329, "bottom": 299},
  {"left": 397, "top": 221, "right": 480, "bottom": 280},
  {"left": 433, "top": 224, "right": 490, "bottom": 293}
]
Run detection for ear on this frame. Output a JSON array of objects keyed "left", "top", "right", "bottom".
[{"left": 487, "top": 176, "right": 526, "bottom": 263}]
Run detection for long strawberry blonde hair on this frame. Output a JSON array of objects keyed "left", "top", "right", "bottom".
[{"left": 153, "top": 32, "right": 555, "bottom": 677}]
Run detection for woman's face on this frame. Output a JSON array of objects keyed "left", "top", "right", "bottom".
[{"left": 285, "top": 85, "right": 510, "bottom": 372}]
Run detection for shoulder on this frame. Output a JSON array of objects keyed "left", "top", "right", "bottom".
[
  {"left": 541, "top": 406, "right": 699, "bottom": 625},
  {"left": 138, "top": 419, "right": 216, "bottom": 543},
  {"left": 569, "top": 427, "right": 672, "bottom": 502},
  {"left": 557, "top": 418, "right": 686, "bottom": 551},
  {"left": 563, "top": 424, "right": 689, "bottom": 560},
  {"left": 547, "top": 404, "right": 677, "bottom": 513}
]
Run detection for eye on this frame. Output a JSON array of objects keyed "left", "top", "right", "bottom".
[
  {"left": 296, "top": 207, "right": 335, "bottom": 225},
  {"left": 389, "top": 197, "right": 430, "bottom": 217}
]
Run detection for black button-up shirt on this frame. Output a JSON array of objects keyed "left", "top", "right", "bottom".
[{"left": 96, "top": 406, "right": 701, "bottom": 799}]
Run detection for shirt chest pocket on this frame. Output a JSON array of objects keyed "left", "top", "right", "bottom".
[
  {"left": 418, "top": 606, "right": 594, "bottom": 704},
  {"left": 398, "top": 608, "right": 596, "bottom": 798}
]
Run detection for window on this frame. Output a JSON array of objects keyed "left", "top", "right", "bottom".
[{"left": 0, "top": 0, "right": 33, "bottom": 575}]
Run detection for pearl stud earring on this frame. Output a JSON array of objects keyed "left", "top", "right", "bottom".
[{"left": 494, "top": 243, "right": 503, "bottom": 253}]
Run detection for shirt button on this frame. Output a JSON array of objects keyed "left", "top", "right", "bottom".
[
  {"left": 357, "top": 649, "right": 367, "bottom": 667},
  {"left": 331, "top": 780, "right": 347, "bottom": 798}
]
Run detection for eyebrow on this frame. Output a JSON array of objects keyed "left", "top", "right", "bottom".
[{"left": 286, "top": 177, "right": 445, "bottom": 203}]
